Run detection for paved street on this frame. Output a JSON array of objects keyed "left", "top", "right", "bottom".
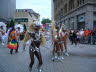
[{"left": 0, "top": 40, "right": 96, "bottom": 72}]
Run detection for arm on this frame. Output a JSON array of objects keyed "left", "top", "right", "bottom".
[
  {"left": 40, "top": 34, "right": 46, "bottom": 46},
  {"left": 23, "top": 31, "right": 31, "bottom": 48},
  {"left": 23, "top": 32, "right": 30, "bottom": 44}
]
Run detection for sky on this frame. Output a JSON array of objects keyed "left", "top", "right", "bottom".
[{"left": 16, "top": 0, "right": 51, "bottom": 21}]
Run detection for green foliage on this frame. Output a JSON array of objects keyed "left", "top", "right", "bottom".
[
  {"left": 23, "top": 24, "right": 27, "bottom": 31},
  {"left": 7, "top": 19, "right": 15, "bottom": 28},
  {"left": 41, "top": 18, "right": 51, "bottom": 24}
]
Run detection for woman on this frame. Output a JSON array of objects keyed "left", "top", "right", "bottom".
[
  {"left": 52, "top": 25, "right": 64, "bottom": 61},
  {"left": 23, "top": 23, "right": 46, "bottom": 72},
  {"left": 8, "top": 28, "right": 19, "bottom": 54},
  {"left": 71, "top": 30, "right": 77, "bottom": 45},
  {"left": 60, "top": 28, "right": 69, "bottom": 56}
]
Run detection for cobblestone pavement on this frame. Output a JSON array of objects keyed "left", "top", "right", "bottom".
[{"left": 0, "top": 39, "right": 96, "bottom": 72}]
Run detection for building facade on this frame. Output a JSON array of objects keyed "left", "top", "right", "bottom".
[
  {"left": 14, "top": 9, "right": 40, "bottom": 26},
  {"left": 51, "top": 0, "right": 54, "bottom": 21},
  {"left": 0, "top": 0, "right": 16, "bottom": 21},
  {"left": 52, "top": 0, "right": 96, "bottom": 30}
]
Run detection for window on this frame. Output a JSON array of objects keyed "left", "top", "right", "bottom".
[
  {"left": 69, "top": 0, "right": 74, "bottom": 11},
  {"left": 82, "top": 0, "right": 85, "bottom": 4},
  {"left": 77, "top": 0, "right": 85, "bottom": 7},
  {"left": 64, "top": 4, "right": 67, "bottom": 13},
  {"left": 77, "top": 0, "right": 80, "bottom": 6}
]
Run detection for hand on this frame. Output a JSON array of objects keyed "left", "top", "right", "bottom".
[{"left": 26, "top": 40, "right": 31, "bottom": 46}]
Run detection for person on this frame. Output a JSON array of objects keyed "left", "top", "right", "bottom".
[
  {"left": 76, "top": 31, "right": 80, "bottom": 43},
  {"left": 16, "top": 27, "right": 21, "bottom": 41},
  {"left": 51, "top": 23, "right": 65, "bottom": 61},
  {"left": 88, "top": 29, "right": 92, "bottom": 44},
  {"left": 60, "top": 28, "right": 69, "bottom": 56},
  {"left": 71, "top": 30, "right": 77, "bottom": 45},
  {"left": 79, "top": 29, "right": 84, "bottom": 43},
  {"left": 8, "top": 28, "right": 19, "bottom": 54},
  {"left": 0, "top": 26, "right": 6, "bottom": 45},
  {"left": 69, "top": 29, "right": 74, "bottom": 44},
  {"left": 6, "top": 28, "right": 12, "bottom": 44},
  {"left": 23, "top": 22, "right": 46, "bottom": 72},
  {"left": 92, "top": 30, "right": 96, "bottom": 44},
  {"left": 20, "top": 32, "right": 24, "bottom": 40},
  {"left": 0, "top": 31, "right": 2, "bottom": 41}
]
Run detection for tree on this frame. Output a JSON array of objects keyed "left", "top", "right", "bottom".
[
  {"left": 41, "top": 18, "right": 51, "bottom": 24},
  {"left": 23, "top": 24, "right": 27, "bottom": 31},
  {"left": 10, "top": 19, "right": 15, "bottom": 28},
  {"left": 7, "top": 19, "right": 15, "bottom": 28}
]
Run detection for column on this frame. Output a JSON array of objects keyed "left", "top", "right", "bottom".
[
  {"left": 85, "top": 5, "right": 93, "bottom": 29},
  {"left": 74, "top": 16, "right": 78, "bottom": 30}
]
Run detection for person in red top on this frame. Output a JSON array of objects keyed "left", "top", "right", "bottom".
[{"left": 84, "top": 29, "right": 89, "bottom": 37}]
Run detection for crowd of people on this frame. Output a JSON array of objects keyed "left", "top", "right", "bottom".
[
  {"left": 51, "top": 23, "right": 69, "bottom": 61},
  {"left": 51, "top": 22, "right": 96, "bottom": 62},
  {"left": 0, "top": 26, "right": 25, "bottom": 54},
  {"left": 0, "top": 22, "right": 96, "bottom": 72},
  {"left": 69, "top": 29, "right": 96, "bottom": 45},
  {"left": 0, "top": 26, "right": 25, "bottom": 45}
]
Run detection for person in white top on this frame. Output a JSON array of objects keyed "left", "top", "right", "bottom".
[
  {"left": 16, "top": 27, "right": 21, "bottom": 41},
  {"left": 0, "top": 26, "right": 5, "bottom": 45}
]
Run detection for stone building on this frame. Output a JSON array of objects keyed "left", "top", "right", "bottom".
[
  {"left": 52, "top": 0, "right": 96, "bottom": 30},
  {"left": 14, "top": 9, "right": 40, "bottom": 27},
  {"left": 0, "top": 0, "right": 16, "bottom": 21}
]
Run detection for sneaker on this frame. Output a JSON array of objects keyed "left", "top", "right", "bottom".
[
  {"left": 2, "top": 43, "right": 4, "bottom": 45},
  {"left": 38, "top": 68, "right": 42, "bottom": 72},
  {"left": 61, "top": 56, "right": 64, "bottom": 60},
  {"left": 10, "top": 51, "right": 13, "bottom": 54},
  {"left": 58, "top": 57, "right": 62, "bottom": 61},
  {"left": 65, "top": 53, "right": 69, "bottom": 56},
  {"left": 52, "top": 57, "right": 55, "bottom": 61},
  {"left": 54, "top": 56, "right": 57, "bottom": 59}
]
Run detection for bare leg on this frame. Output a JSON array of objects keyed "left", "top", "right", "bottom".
[
  {"left": 15, "top": 42, "right": 19, "bottom": 53},
  {"left": 64, "top": 41, "right": 69, "bottom": 56},
  {"left": 56, "top": 43, "right": 62, "bottom": 61},
  {"left": 52, "top": 44, "right": 56, "bottom": 57},
  {"left": 59, "top": 44, "right": 64, "bottom": 59},
  {"left": 29, "top": 46, "right": 35, "bottom": 71},
  {"left": 35, "top": 51, "right": 43, "bottom": 72},
  {"left": 10, "top": 49, "right": 13, "bottom": 54}
]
